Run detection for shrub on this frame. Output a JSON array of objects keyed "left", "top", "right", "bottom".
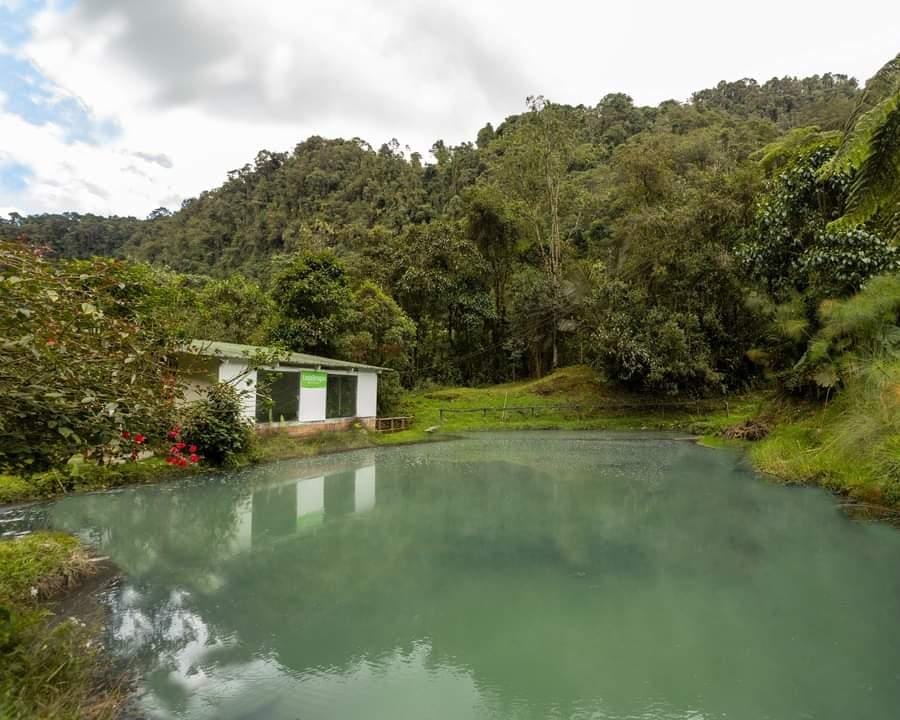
[
  {"left": 0, "top": 476, "right": 33, "bottom": 504},
  {"left": 180, "top": 383, "right": 255, "bottom": 466},
  {"left": 0, "top": 241, "right": 182, "bottom": 472},
  {"left": 376, "top": 372, "right": 404, "bottom": 415},
  {"left": 586, "top": 277, "right": 760, "bottom": 396}
]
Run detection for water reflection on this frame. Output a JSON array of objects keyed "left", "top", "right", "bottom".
[
  {"left": 7, "top": 433, "right": 900, "bottom": 720},
  {"left": 237, "top": 465, "right": 375, "bottom": 549}
]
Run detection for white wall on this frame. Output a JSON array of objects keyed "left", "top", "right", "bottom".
[
  {"left": 213, "top": 363, "right": 378, "bottom": 425},
  {"left": 299, "top": 373, "right": 327, "bottom": 422},
  {"left": 357, "top": 372, "right": 378, "bottom": 418},
  {"left": 218, "top": 360, "right": 257, "bottom": 422}
]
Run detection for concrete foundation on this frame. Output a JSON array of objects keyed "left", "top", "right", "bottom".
[{"left": 256, "top": 416, "right": 377, "bottom": 438}]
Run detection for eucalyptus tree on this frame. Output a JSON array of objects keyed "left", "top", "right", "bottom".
[{"left": 489, "top": 96, "right": 584, "bottom": 368}]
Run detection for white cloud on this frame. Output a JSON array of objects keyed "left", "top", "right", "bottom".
[{"left": 4, "top": 0, "right": 900, "bottom": 216}]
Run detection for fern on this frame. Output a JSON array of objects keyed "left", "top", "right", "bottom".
[
  {"left": 819, "top": 53, "right": 900, "bottom": 236},
  {"left": 838, "top": 95, "right": 900, "bottom": 229}
]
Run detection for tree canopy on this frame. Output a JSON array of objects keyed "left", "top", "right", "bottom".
[{"left": 4, "top": 60, "right": 897, "bottom": 396}]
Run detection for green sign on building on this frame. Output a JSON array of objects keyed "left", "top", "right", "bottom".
[{"left": 301, "top": 371, "right": 327, "bottom": 389}]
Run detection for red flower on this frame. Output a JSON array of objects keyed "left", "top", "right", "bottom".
[
  {"left": 177, "top": 457, "right": 188, "bottom": 467},
  {"left": 134, "top": 434, "right": 146, "bottom": 444},
  {"left": 175, "top": 441, "right": 186, "bottom": 450},
  {"left": 189, "top": 453, "right": 199, "bottom": 463},
  {"left": 188, "top": 445, "right": 197, "bottom": 453},
  {"left": 121, "top": 430, "right": 131, "bottom": 440},
  {"left": 165, "top": 456, "right": 177, "bottom": 465}
]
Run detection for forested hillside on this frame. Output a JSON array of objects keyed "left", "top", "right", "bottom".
[{"left": 3, "top": 64, "right": 898, "bottom": 394}]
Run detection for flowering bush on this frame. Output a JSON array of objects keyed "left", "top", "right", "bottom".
[
  {"left": 0, "top": 240, "right": 183, "bottom": 472},
  {"left": 164, "top": 425, "right": 201, "bottom": 467},
  {"left": 180, "top": 383, "right": 254, "bottom": 466},
  {"left": 119, "top": 431, "right": 147, "bottom": 461}
]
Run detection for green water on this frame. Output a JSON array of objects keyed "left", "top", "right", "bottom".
[{"left": 10, "top": 432, "right": 900, "bottom": 719}]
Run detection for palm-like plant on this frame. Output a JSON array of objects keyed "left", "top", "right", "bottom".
[{"left": 820, "top": 53, "right": 900, "bottom": 237}]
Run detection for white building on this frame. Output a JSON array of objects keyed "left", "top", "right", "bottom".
[{"left": 180, "top": 340, "right": 385, "bottom": 435}]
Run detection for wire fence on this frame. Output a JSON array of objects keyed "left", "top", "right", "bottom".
[{"left": 437, "top": 399, "right": 731, "bottom": 422}]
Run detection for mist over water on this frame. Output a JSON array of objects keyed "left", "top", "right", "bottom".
[{"left": 11, "top": 432, "right": 900, "bottom": 719}]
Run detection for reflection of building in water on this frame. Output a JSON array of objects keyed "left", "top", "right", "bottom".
[
  {"left": 297, "top": 476, "right": 324, "bottom": 530},
  {"left": 230, "top": 464, "right": 376, "bottom": 551},
  {"left": 355, "top": 465, "right": 376, "bottom": 513}
]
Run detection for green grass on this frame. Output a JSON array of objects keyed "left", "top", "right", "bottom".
[
  {"left": 0, "top": 475, "right": 33, "bottom": 504},
  {"left": 396, "top": 365, "right": 767, "bottom": 436},
  {"left": 0, "top": 426, "right": 446, "bottom": 505},
  {"left": 396, "top": 364, "right": 900, "bottom": 510},
  {"left": 0, "top": 456, "right": 203, "bottom": 505},
  {"left": 0, "top": 532, "right": 126, "bottom": 720},
  {"left": 0, "top": 532, "right": 90, "bottom": 605},
  {"left": 749, "top": 363, "right": 900, "bottom": 507}
]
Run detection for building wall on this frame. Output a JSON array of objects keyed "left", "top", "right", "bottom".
[
  {"left": 357, "top": 372, "right": 378, "bottom": 418},
  {"left": 257, "top": 416, "right": 377, "bottom": 437},
  {"left": 218, "top": 360, "right": 258, "bottom": 422},
  {"left": 299, "top": 371, "right": 327, "bottom": 422},
  {"left": 179, "top": 356, "right": 219, "bottom": 403},
  {"left": 182, "top": 354, "right": 379, "bottom": 428}
]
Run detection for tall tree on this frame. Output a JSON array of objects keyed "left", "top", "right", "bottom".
[
  {"left": 267, "top": 250, "right": 353, "bottom": 355},
  {"left": 491, "top": 97, "right": 582, "bottom": 368}
]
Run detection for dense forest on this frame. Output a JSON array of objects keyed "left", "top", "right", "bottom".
[{"left": 3, "top": 62, "right": 898, "bottom": 396}]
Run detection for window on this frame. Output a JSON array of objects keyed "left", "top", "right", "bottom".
[
  {"left": 255, "top": 370, "right": 299, "bottom": 423},
  {"left": 326, "top": 374, "right": 357, "bottom": 419}
]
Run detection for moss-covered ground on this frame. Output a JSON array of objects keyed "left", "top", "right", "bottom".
[{"left": 0, "top": 532, "right": 127, "bottom": 720}]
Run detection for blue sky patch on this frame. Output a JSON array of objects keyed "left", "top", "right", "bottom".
[
  {"left": 0, "top": 0, "right": 50, "bottom": 48},
  {"left": 0, "top": 158, "right": 32, "bottom": 194},
  {"left": 0, "top": 1, "right": 119, "bottom": 145}
]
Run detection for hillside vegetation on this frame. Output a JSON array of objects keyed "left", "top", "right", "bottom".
[
  {"left": 2, "top": 54, "right": 899, "bottom": 503},
  {"left": 3, "top": 68, "right": 890, "bottom": 394}
]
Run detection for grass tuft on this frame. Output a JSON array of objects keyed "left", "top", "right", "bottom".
[{"left": 0, "top": 532, "right": 127, "bottom": 720}]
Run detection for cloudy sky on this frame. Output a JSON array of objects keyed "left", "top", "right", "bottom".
[{"left": 1, "top": 0, "right": 898, "bottom": 218}]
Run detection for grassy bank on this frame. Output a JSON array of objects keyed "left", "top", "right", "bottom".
[
  {"left": 749, "top": 365, "right": 900, "bottom": 508},
  {"left": 396, "top": 365, "right": 767, "bottom": 435},
  {"left": 0, "top": 365, "right": 781, "bottom": 505},
  {"left": 0, "top": 458, "right": 204, "bottom": 505},
  {"left": 3, "top": 364, "right": 894, "bottom": 512},
  {"left": 0, "top": 423, "right": 447, "bottom": 506},
  {"left": 0, "top": 532, "right": 126, "bottom": 720},
  {"left": 396, "top": 364, "right": 900, "bottom": 511}
]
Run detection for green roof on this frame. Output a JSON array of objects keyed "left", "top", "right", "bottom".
[{"left": 185, "top": 340, "right": 387, "bottom": 373}]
